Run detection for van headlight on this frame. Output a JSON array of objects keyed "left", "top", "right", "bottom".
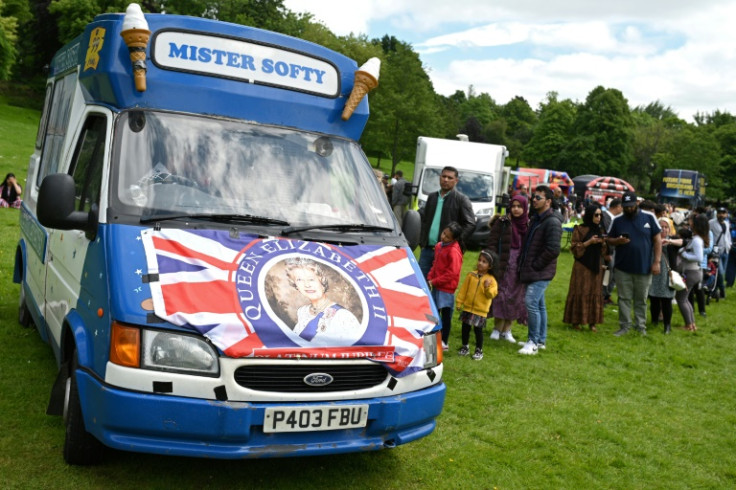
[
  {"left": 141, "top": 330, "right": 219, "bottom": 375},
  {"left": 423, "top": 331, "right": 442, "bottom": 368}
]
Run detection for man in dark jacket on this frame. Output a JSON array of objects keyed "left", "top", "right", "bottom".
[
  {"left": 391, "top": 170, "right": 410, "bottom": 227},
  {"left": 517, "top": 185, "right": 562, "bottom": 355},
  {"left": 418, "top": 166, "right": 475, "bottom": 278}
]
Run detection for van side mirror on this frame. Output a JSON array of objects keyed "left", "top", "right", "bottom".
[
  {"left": 38, "top": 174, "right": 97, "bottom": 236},
  {"left": 402, "top": 209, "right": 421, "bottom": 251}
]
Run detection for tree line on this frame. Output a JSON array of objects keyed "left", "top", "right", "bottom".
[{"left": 2, "top": 0, "right": 735, "bottom": 201}]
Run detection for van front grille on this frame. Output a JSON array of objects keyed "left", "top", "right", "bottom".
[{"left": 233, "top": 364, "right": 389, "bottom": 392}]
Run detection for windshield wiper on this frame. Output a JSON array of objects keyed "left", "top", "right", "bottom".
[
  {"left": 140, "top": 213, "right": 289, "bottom": 226},
  {"left": 281, "top": 223, "right": 394, "bottom": 236}
]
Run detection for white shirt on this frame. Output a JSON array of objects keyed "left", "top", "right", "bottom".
[{"left": 709, "top": 217, "right": 732, "bottom": 251}]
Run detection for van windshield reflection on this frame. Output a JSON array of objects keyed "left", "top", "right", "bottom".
[
  {"left": 112, "top": 111, "right": 394, "bottom": 229},
  {"left": 421, "top": 168, "right": 494, "bottom": 202}
]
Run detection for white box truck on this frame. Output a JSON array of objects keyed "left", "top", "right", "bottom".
[{"left": 411, "top": 136, "right": 509, "bottom": 249}]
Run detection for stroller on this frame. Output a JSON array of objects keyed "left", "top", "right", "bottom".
[{"left": 704, "top": 252, "right": 720, "bottom": 304}]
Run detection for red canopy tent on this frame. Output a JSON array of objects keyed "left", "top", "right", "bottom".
[
  {"left": 588, "top": 176, "right": 635, "bottom": 192},
  {"left": 585, "top": 176, "right": 635, "bottom": 204}
]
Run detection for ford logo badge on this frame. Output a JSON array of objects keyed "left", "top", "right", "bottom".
[{"left": 304, "top": 373, "right": 334, "bottom": 387}]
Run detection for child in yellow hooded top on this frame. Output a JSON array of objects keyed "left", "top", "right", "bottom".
[{"left": 456, "top": 249, "right": 498, "bottom": 360}]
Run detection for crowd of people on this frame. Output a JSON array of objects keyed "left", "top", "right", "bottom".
[
  {"left": 416, "top": 166, "right": 733, "bottom": 358},
  {"left": 418, "top": 166, "right": 563, "bottom": 357}
]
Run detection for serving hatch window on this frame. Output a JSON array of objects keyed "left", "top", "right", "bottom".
[{"left": 111, "top": 111, "right": 392, "bottom": 228}]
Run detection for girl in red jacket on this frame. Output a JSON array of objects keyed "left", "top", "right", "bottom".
[{"left": 428, "top": 221, "right": 463, "bottom": 350}]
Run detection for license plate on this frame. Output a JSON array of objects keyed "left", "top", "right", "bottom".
[{"left": 263, "top": 405, "right": 369, "bottom": 433}]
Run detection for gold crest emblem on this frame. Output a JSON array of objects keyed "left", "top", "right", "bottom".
[{"left": 84, "top": 27, "right": 106, "bottom": 71}]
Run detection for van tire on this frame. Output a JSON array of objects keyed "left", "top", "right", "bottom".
[
  {"left": 18, "top": 287, "right": 32, "bottom": 328},
  {"left": 63, "top": 353, "right": 104, "bottom": 465}
]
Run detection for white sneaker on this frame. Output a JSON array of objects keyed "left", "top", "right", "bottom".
[
  {"left": 490, "top": 330, "right": 501, "bottom": 340},
  {"left": 471, "top": 348, "right": 483, "bottom": 361},
  {"left": 537, "top": 343, "right": 546, "bottom": 350},
  {"left": 442, "top": 342, "right": 448, "bottom": 352},
  {"left": 502, "top": 331, "right": 516, "bottom": 343},
  {"left": 518, "top": 341, "right": 538, "bottom": 355}
]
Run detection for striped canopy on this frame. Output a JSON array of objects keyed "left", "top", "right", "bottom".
[{"left": 587, "top": 176, "right": 635, "bottom": 192}]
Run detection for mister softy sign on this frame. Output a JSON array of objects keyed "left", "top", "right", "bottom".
[{"left": 151, "top": 31, "right": 340, "bottom": 97}]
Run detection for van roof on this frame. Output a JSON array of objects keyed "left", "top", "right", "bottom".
[{"left": 51, "top": 11, "right": 369, "bottom": 140}]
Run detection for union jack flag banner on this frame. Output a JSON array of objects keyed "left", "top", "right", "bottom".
[{"left": 140, "top": 229, "right": 438, "bottom": 377}]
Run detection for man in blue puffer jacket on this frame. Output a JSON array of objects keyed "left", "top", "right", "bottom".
[{"left": 517, "top": 185, "right": 563, "bottom": 355}]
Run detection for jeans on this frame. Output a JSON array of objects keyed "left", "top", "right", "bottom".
[
  {"left": 716, "top": 251, "right": 728, "bottom": 295},
  {"left": 524, "top": 280, "right": 551, "bottom": 345},
  {"left": 614, "top": 269, "right": 652, "bottom": 331},
  {"left": 419, "top": 247, "right": 435, "bottom": 279},
  {"left": 726, "top": 248, "right": 736, "bottom": 287}
]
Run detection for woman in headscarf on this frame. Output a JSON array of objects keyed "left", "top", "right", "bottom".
[
  {"left": 487, "top": 194, "right": 529, "bottom": 343},
  {"left": 563, "top": 203, "right": 608, "bottom": 331}
]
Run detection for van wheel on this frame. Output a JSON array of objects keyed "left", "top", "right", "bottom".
[
  {"left": 63, "top": 353, "right": 104, "bottom": 465},
  {"left": 18, "top": 287, "right": 32, "bottom": 328}
]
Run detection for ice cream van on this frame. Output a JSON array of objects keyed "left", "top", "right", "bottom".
[{"left": 14, "top": 4, "right": 445, "bottom": 464}]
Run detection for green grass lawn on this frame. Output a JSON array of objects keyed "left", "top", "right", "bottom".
[{"left": 1, "top": 100, "right": 735, "bottom": 489}]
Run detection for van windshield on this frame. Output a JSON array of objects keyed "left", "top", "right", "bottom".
[
  {"left": 421, "top": 168, "right": 495, "bottom": 202},
  {"left": 111, "top": 111, "right": 393, "bottom": 229}
]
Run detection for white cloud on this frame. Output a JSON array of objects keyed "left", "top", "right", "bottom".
[
  {"left": 417, "top": 23, "right": 529, "bottom": 50},
  {"left": 284, "top": 0, "right": 733, "bottom": 35},
  {"left": 284, "top": 0, "right": 736, "bottom": 120},
  {"left": 417, "top": 21, "right": 637, "bottom": 54}
]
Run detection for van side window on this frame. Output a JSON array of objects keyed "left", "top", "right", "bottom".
[
  {"left": 37, "top": 72, "right": 76, "bottom": 188},
  {"left": 35, "top": 84, "right": 53, "bottom": 150},
  {"left": 70, "top": 115, "right": 107, "bottom": 213}
]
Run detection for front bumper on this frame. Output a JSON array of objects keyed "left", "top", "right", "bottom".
[{"left": 76, "top": 369, "right": 446, "bottom": 459}]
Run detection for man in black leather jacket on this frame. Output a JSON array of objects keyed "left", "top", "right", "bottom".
[
  {"left": 517, "top": 185, "right": 562, "bottom": 355},
  {"left": 418, "top": 166, "right": 475, "bottom": 278}
]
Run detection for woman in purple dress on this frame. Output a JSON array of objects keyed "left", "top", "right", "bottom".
[{"left": 487, "top": 194, "right": 529, "bottom": 343}]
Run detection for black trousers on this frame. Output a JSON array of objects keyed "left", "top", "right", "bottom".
[
  {"left": 649, "top": 297, "right": 673, "bottom": 327},
  {"left": 461, "top": 323, "right": 484, "bottom": 350}
]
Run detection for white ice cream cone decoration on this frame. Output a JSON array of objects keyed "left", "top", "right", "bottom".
[
  {"left": 120, "top": 4, "right": 151, "bottom": 92},
  {"left": 342, "top": 57, "right": 381, "bottom": 121}
]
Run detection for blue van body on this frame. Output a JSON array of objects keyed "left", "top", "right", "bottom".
[{"left": 15, "top": 5, "right": 444, "bottom": 463}]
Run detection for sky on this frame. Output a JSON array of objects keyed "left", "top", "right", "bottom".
[{"left": 283, "top": 0, "right": 736, "bottom": 122}]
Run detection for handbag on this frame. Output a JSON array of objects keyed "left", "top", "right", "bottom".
[
  {"left": 663, "top": 250, "right": 686, "bottom": 291},
  {"left": 602, "top": 267, "right": 610, "bottom": 287},
  {"left": 668, "top": 270, "right": 687, "bottom": 291}
]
